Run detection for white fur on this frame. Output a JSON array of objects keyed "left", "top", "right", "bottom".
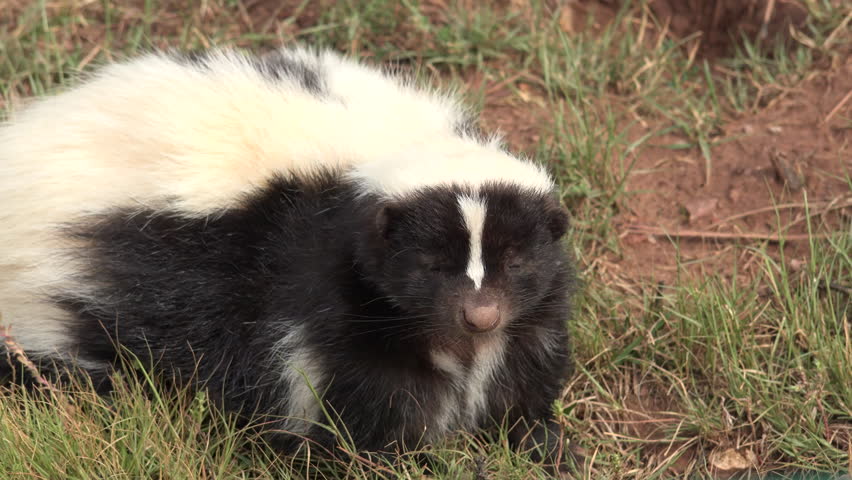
[
  {"left": 457, "top": 195, "right": 487, "bottom": 289},
  {"left": 464, "top": 336, "right": 507, "bottom": 427},
  {"left": 430, "top": 350, "right": 464, "bottom": 379},
  {"left": 274, "top": 327, "right": 325, "bottom": 434},
  {"left": 346, "top": 140, "right": 553, "bottom": 199},
  {"left": 432, "top": 392, "right": 460, "bottom": 442},
  {"left": 429, "top": 336, "right": 508, "bottom": 431}
]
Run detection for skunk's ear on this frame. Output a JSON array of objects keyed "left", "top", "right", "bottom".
[
  {"left": 546, "top": 200, "right": 570, "bottom": 241},
  {"left": 375, "top": 203, "right": 405, "bottom": 241}
]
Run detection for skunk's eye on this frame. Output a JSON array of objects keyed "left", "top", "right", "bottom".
[{"left": 504, "top": 247, "right": 523, "bottom": 271}]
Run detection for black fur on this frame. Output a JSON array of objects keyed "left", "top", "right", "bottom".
[
  {"left": 48, "top": 169, "right": 576, "bottom": 467},
  {"left": 452, "top": 115, "right": 486, "bottom": 141},
  {"left": 175, "top": 49, "right": 326, "bottom": 95},
  {"left": 175, "top": 50, "right": 214, "bottom": 67},
  {"left": 256, "top": 50, "right": 325, "bottom": 94}
]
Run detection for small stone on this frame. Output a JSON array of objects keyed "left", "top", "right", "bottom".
[
  {"left": 728, "top": 188, "right": 742, "bottom": 203},
  {"left": 684, "top": 197, "right": 718, "bottom": 223}
]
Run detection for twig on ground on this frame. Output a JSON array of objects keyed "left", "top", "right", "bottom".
[
  {"left": 818, "top": 281, "right": 852, "bottom": 296},
  {"left": 709, "top": 196, "right": 852, "bottom": 229},
  {"left": 823, "top": 8, "right": 852, "bottom": 49},
  {"left": 624, "top": 224, "right": 830, "bottom": 242},
  {"left": 825, "top": 88, "right": 852, "bottom": 124}
]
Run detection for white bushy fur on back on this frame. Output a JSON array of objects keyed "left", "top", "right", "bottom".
[
  {"left": 0, "top": 45, "right": 553, "bottom": 360},
  {"left": 347, "top": 141, "right": 553, "bottom": 199}
]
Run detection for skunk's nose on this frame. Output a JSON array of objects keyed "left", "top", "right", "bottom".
[{"left": 462, "top": 298, "right": 501, "bottom": 333}]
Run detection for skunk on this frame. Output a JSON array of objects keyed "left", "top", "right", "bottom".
[{"left": 0, "top": 47, "right": 576, "bottom": 467}]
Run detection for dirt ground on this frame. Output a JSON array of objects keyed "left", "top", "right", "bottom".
[
  {"left": 615, "top": 64, "right": 851, "bottom": 284},
  {"left": 481, "top": 0, "right": 851, "bottom": 286}
]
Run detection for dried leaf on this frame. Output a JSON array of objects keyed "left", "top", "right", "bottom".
[
  {"left": 559, "top": 6, "right": 576, "bottom": 33},
  {"left": 769, "top": 147, "right": 804, "bottom": 190}
]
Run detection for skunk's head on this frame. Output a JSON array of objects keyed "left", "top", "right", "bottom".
[{"left": 351, "top": 146, "right": 570, "bottom": 341}]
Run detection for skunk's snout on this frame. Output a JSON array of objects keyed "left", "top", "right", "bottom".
[{"left": 461, "top": 292, "right": 503, "bottom": 333}]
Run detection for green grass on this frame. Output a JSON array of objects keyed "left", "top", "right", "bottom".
[
  {"left": 1, "top": 0, "right": 851, "bottom": 478},
  {"left": 570, "top": 223, "right": 852, "bottom": 477}
]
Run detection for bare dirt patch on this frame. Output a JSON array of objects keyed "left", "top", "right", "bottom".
[{"left": 614, "top": 57, "right": 851, "bottom": 284}]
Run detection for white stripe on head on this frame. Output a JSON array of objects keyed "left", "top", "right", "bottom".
[{"left": 458, "top": 194, "right": 487, "bottom": 289}]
